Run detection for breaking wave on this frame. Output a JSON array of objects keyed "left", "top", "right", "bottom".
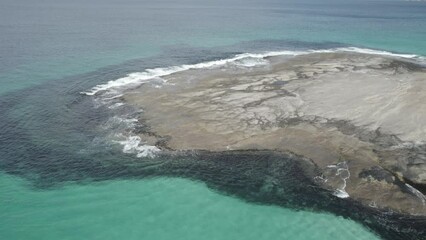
[
  {"left": 81, "top": 47, "right": 424, "bottom": 96},
  {"left": 114, "top": 135, "right": 160, "bottom": 158}
]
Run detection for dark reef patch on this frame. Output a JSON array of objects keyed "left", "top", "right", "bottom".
[
  {"left": 2, "top": 142, "right": 426, "bottom": 239},
  {"left": 148, "top": 150, "right": 426, "bottom": 240},
  {"left": 359, "top": 166, "right": 396, "bottom": 184}
]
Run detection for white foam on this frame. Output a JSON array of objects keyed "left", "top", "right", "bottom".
[
  {"left": 234, "top": 56, "right": 269, "bottom": 67},
  {"left": 335, "top": 47, "right": 420, "bottom": 59},
  {"left": 115, "top": 135, "right": 160, "bottom": 158},
  {"left": 326, "top": 161, "right": 351, "bottom": 198},
  {"left": 99, "top": 115, "right": 161, "bottom": 158},
  {"left": 83, "top": 48, "right": 419, "bottom": 96},
  {"left": 81, "top": 47, "right": 424, "bottom": 96},
  {"left": 108, "top": 102, "right": 125, "bottom": 109},
  {"left": 101, "top": 116, "right": 138, "bottom": 131}
]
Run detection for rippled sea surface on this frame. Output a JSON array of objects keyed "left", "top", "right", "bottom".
[{"left": 1, "top": 0, "right": 425, "bottom": 239}]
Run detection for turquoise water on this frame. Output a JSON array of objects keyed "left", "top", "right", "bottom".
[
  {"left": 1, "top": 0, "right": 426, "bottom": 239},
  {"left": 1, "top": 0, "right": 425, "bottom": 94},
  {"left": 0, "top": 175, "right": 378, "bottom": 240}
]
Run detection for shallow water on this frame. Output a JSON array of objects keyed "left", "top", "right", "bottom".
[
  {"left": 0, "top": 174, "right": 380, "bottom": 240},
  {"left": 1, "top": 0, "right": 426, "bottom": 239}
]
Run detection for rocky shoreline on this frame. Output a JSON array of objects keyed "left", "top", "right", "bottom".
[{"left": 119, "top": 52, "right": 426, "bottom": 238}]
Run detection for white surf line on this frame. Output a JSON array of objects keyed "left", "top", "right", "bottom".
[
  {"left": 327, "top": 161, "right": 351, "bottom": 198},
  {"left": 80, "top": 47, "right": 425, "bottom": 97}
]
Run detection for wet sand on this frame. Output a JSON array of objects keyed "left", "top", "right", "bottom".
[{"left": 123, "top": 52, "right": 426, "bottom": 215}]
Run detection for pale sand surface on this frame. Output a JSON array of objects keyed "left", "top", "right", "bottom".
[{"left": 124, "top": 52, "right": 426, "bottom": 215}]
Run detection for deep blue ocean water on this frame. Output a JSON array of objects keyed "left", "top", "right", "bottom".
[{"left": 1, "top": 0, "right": 425, "bottom": 239}]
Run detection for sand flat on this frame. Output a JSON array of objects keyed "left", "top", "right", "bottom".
[{"left": 123, "top": 52, "right": 426, "bottom": 215}]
